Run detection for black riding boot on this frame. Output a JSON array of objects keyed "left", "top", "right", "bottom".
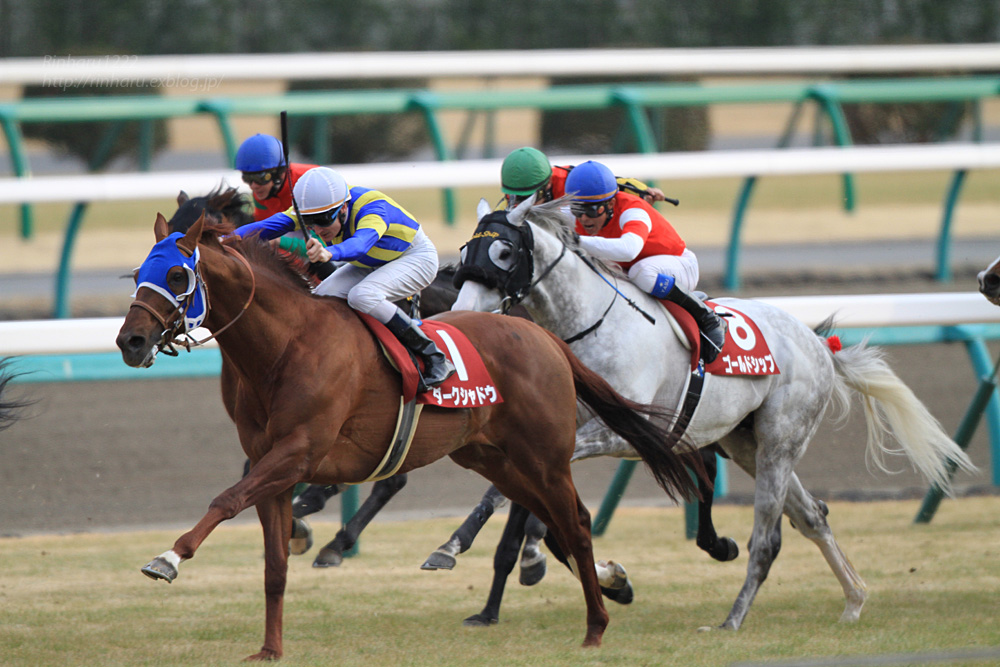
[
  {"left": 662, "top": 283, "right": 726, "bottom": 364},
  {"left": 384, "top": 308, "right": 456, "bottom": 391}
]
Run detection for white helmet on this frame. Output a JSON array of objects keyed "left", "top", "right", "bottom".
[{"left": 293, "top": 167, "right": 351, "bottom": 215}]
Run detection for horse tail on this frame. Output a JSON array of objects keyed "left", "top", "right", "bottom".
[
  {"left": 823, "top": 334, "right": 976, "bottom": 494},
  {"left": 544, "top": 332, "right": 705, "bottom": 503},
  {"left": 0, "top": 358, "right": 32, "bottom": 432}
]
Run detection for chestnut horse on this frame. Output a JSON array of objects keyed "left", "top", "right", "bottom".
[{"left": 116, "top": 214, "right": 703, "bottom": 661}]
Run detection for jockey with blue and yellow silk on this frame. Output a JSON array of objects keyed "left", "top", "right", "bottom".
[
  {"left": 235, "top": 166, "right": 455, "bottom": 389},
  {"left": 565, "top": 160, "right": 727, "bottom": 364}
]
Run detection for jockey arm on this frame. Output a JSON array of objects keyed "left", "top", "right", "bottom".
[
  {"left": 578, "top": 232, "right": 645, "bottom": 263},
  {"left": 577, "top": 207, "right": 653, "bottom": 263},
  {"left": 233, "top": 212, "right": 296, "bottom": 240}
]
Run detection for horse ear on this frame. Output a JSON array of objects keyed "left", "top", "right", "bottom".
[
  {"left": 508, "top": 193, "right": 536, "bottom": 226},
  {"left": 476, "top": 198, "right": 491, "bottom": 221},
  {"left": 177, "top": 190, "right": 189, "bottom": 206},
  {"left": 177, "top": 211, "right": 205, "bottom": 257},
  {"left": 154, "top": 213, "right": 169, "bottom": 241}
]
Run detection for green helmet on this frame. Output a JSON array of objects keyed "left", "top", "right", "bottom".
[{"left": 501, "top": 147, "right": 552, "bottom": 196}]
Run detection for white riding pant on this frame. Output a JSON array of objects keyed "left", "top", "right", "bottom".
[
  {"left": 627, "top": 247, "right": 699, "bottom": 293},
  {"left": 313, "top": 228, "right": 439, "bottom": 323}
]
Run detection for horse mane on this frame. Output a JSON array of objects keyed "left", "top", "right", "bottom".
[
  {"left": 170, "top": 184, "right": 254, "bottom": 233},
  {"left": 221, "top": 232, "right": 315, "bottom": 296},
  {"left": 522, "top": 196, "right": 626, "bottom": 278}
]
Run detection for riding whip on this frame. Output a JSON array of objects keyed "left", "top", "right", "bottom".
[{"left": 279, "top": 110, "right": 310, "bottom": 242}]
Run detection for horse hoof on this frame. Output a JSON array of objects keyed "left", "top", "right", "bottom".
[
  {"left": 312, "top": 548, "right": 343, "bottom": 568},
  {"left": 141, "top": 557, "right": 177, "bottom": 583},
  {"left": 602, "top": 581, "right": 634, "bottom": 605},
  {"left": 518, "top": 556, "right": 547, "bottom": 586},
  {"left": 713, "top": 537, "right": 739, "bottom": 562},
  {"left": 289, "top": 518, "right": 313, "bottom": 556},
  {"left": 421, "top": 550, "right": 456, "bottom": 571},
  {"left": 462, "top": 613, "right": 498, "bottom": 627}
]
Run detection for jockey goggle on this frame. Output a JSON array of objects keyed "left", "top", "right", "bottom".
[
  {"left": 241, "top": 168, "right": 284, "bottom": 186},
  {"left": 570, "top": 200, "right": 612, "bottom": 219},
  {"left": 302, "top": 203, "right": 345, "bottom": 228}
]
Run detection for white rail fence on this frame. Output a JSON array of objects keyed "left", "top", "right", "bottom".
[
  {"left": 2, "top": 292, "right": 998, "bottom": 357},
  {"left": 1, "top": 144, "right": 999, "bottom": 204},
  {"left": 4, "top": 44, "right": 1000, "bottom": 85}
]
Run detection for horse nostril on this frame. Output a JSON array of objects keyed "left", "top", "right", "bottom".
[{"left": 982, "top": 273, "right": 1000, "bottom": 293}]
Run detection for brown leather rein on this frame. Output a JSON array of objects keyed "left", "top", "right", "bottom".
[{"left": 128, "top": 244, "right": 256, "bottom": 355}]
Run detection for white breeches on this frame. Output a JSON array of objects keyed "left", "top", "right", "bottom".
[
  {"left": 313, "top": 228, "right": 439, "bottom": 323},
  {"left": 627, "top": 247, "right": 699, "bottom": 293}
]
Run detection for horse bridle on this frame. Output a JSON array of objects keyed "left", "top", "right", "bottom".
[
  {"left": 454, "top": 212, "right": 617, "bottom": 342},
  {"left": 129, "top": 244, "right": 257, "bottom": 357}
]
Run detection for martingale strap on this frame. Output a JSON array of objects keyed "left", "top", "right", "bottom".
[{"left": 359, "top": 397, "right": 424, "bottom": 483}]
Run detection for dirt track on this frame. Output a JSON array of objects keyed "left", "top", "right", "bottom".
[{"left": 2, "top": 270, "right": 996, "bottom": 540}]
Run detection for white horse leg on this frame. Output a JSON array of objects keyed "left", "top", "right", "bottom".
[
  {"left": 717, "top": 458, "right": 791, "bottom": 631},
  {"left": 784, "top": 473, "right": 868, "bottom": 622}
]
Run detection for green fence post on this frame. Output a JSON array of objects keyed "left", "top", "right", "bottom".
[
  {"left": 340, "top": 485, "right": 360, "bottom": 558},
  {"left": 725, "top": 100, "right": 807, "bottom": 291},
  {"left": 54, "top": 121, "right": 125, "bottom": 319},
  {"left": 0, "top": 110, "right": 33, "bottom": 239},
  {"left": 591, "top": 459, "right": 637, "bottom": 536},
  {"left": 808, "top": 85, "right": 856, "bottom": 213},
  {"left": 935, "top": 100, "right": 981, "bottom": 283},
  {"left": 202, "top": 99, "right": 238, "bottom": 166},
  {"left": 935, "top": 169, "right": 966, "bottom": 283},
  {"left": 410, "top": 92, "right": 455, "bottom": 226},
  {"left": 915, "top": 344, "right": 1000, "bottom": 523}
]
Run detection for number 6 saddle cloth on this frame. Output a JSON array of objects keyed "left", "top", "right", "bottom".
[{"left": 659, "top": 299, "right": 780, "bottom": 440}]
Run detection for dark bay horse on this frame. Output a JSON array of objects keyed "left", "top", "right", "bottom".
[
  {"left": 0, "top": 358, "right": 32, "bottom": 432},
  {"left": 116, "top": 214, "right": 704, "bottom": 660}
]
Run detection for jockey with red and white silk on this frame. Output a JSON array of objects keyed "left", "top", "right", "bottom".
[{"left": 566, "top": 160, "right": 725, "bottom": 363}]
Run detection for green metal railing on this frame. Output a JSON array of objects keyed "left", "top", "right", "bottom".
[{"left": 3, "top": 77, "right": 1000, "bottom": 317}]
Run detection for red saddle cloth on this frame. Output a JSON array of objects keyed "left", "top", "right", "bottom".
[
  {"left": 661, "top": 301, "right": 780, "bottom": 376},
  {"left": 358, "top": 313, "right": 504, "bottom": 407}
]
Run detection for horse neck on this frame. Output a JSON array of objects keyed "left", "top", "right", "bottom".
[
  {"left": 522, "top": 222, "right": 634, "bottom": 338},
  {"left": 197, "top": 246, "right": 354, "bottom": 382}
]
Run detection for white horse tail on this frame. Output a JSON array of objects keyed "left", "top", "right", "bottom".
[{"left": 825, "top": 337, "right": 977, "bottom": 494}]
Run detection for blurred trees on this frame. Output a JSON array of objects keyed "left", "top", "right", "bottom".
[{"left": 3, "top": 0, "right": 999, "bottom": 57}]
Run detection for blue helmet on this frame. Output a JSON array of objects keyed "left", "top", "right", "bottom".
[
  {"left": 235, "top": 134, "right": 286, "bottom": 172},
  {"left": 565, "top": 160, "right": 618, "bottom": 203}
]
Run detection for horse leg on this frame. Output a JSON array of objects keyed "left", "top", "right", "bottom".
[
  {"left": 463, "top": 502, "right": 530, "bottom": 627},
  {"left": 524, "top": 488, "right": 608, "bottom": 647},
  {"left": 422, "top": 484, "right": 507, "bottom": 570},
  {"left": 784, "top": 472, "right": 868, "bottom": 623},
  {"left": 542, "top": 530, "right": 635, "bottom": 605},
  {"left": 518, "top": 512, "right": 548, "bottom": 586},
  {"left": 312, "top": 474, "right": 408, "bottom": 568},
  {"left": 715, "top": 462, "right": 787, "bottom": 632},
  {"left": 246, "top": 490, "right": 295, "bottom": 661},
  {"left": 694, "top": 446, "right": 739, "bottom": 562}
]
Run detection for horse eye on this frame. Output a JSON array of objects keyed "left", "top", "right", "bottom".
[{"left": 488, "top": 240, "right": 514, "bottom": 269}]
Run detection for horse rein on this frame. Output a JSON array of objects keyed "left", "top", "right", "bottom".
[{"left": 128, "top": 244, "right": 256, "bottom": 355}]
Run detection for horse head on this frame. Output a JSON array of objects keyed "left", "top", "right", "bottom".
[
  {"left": 978, "top": 254, "right": 1000, "bottom": 305},
  {"left": 453, "top": 196, "right": 577, "bottom": 314},
  {"left": 168, "top": 185, "right": 253, "bottom": 234},
  {"left": 117, "top": 213, "right": 216, "bottom": 367}
]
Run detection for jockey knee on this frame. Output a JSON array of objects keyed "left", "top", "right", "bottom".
[{"left": 346, "top": 286, "right": 387, "bottom": 318}]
